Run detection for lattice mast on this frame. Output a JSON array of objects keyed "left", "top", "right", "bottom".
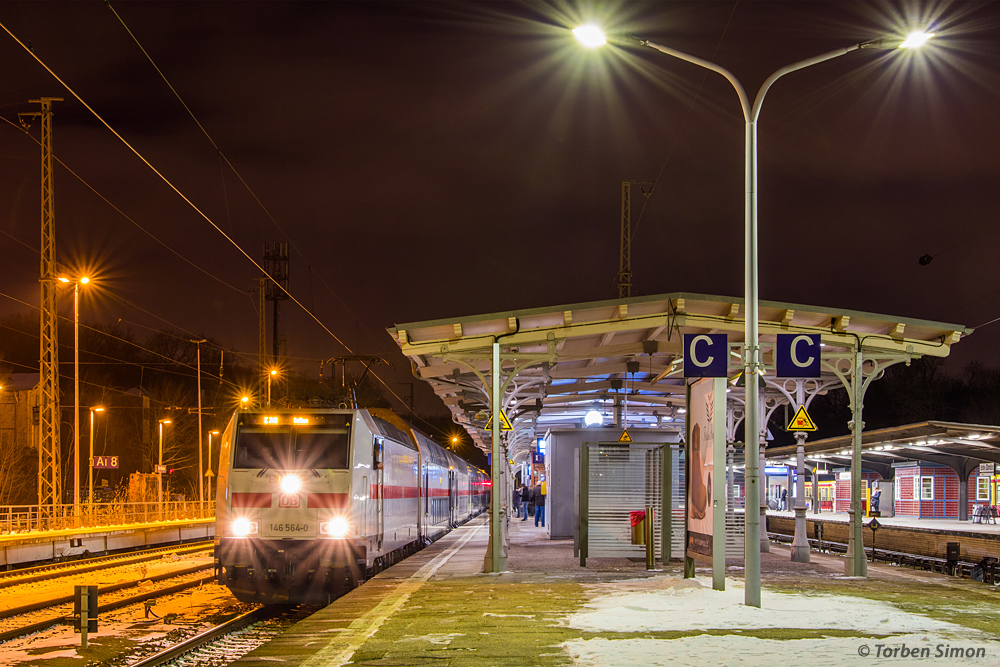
[
  {"left": 31, "top": 97, "right": 64, "bottom": 512},
  {"left": 257, "top": 277, "right": 266, "bottom": 396},
  {"left": 617, "top": 181, "right": 632, "bottom": 298},
  {"left": 264, "top": 242, "right": 289, "bottom": 362}
]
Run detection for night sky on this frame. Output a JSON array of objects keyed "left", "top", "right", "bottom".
[{"left": 2, "top": 1, "right": 999, "bottom": 416}]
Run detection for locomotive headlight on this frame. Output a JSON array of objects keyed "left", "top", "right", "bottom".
[
  {"left": 320, "top": 517, "right": 350, "bottom": 538},
  {"left": 232, "top": 518, "right": 258, "bottom": 537},
  {"left": 280, "top": 474, "right": 302, "bottom": 494}
]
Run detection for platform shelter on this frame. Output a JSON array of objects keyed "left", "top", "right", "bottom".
[
  {"left": 388, "top": 292, "right": 970, "bottom": 574},
  {"left": 766, "top": 421, "right": 1000, "bottom": 521}
]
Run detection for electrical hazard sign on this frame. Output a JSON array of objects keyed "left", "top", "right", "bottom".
[
  {"left": 787, "top": 405, "right": 817, "bottom": 432},
  {"left": 618, "top": 429, "right": 633, "bottom": 443},
  {"left": 485, "top": 410, "right": 514, "bottom": 432}
]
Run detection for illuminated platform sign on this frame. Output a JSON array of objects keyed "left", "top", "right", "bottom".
[{"left": 92, "top": 456, "right": 119, "bottom": 469}]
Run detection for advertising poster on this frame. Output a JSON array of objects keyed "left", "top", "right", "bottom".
[
  {"left": 686, "top": 378, "right": 715, "bottom": 560},
  {"left": 686, "top": 377, "right": 726, "bottom": 590}
]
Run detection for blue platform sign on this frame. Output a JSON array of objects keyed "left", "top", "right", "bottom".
[
  {"left": 776, "top": 334, "right": 821, "bottom": 378},
  {"left": 683, "top": 334, "right": 728, "bottom": 378}
]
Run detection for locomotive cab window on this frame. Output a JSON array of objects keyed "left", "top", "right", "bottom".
[
  {"left": 294, "top": 430, "right": 350, "bottom": 469},
  {"left": 235, "top": 429, "right": 290, "bottom": 469},
  {"left": 235, "top": 423, "right": 351, "bottom": 470}
]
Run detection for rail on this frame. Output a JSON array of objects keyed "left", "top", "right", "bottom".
[{"left": 0, "top": 501, "right": 214, "bottom": 534}]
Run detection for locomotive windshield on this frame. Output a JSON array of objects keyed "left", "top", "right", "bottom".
[{"left": 235, "top": 426, "right": 350, "bottom": 470}]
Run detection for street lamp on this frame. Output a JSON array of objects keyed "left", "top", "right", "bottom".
[
  {"left": 88, "top": 406, "right": 105, "bottom": 511},
  {"left": 573, "top": 25, "right": 933, "bottom": 604},
  {"left": 267, "top": 368, "right": 278, "bottom": 407},
  {"left": 59, "top": 275, "right": 89, "bottom": 518},
  {"left": 207, "top": 430, "right": 220, "bottom": 504},
  {"left": 158, "top": 418, "right": 172, "bottom": 518}
]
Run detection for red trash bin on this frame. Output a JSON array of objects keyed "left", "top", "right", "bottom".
[{"left": 630, "top": 510, "right": 646, "bottom": 545}]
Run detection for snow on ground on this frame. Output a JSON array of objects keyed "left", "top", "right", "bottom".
[
  {"left": 563, "top": 576, "right": 996, "bottom": 666},
  {"left": 565, "top": 576, "right": 960, "bottom": 634},
  {"left": 564, "top": 635, "right": 996, "bottom": 667}
]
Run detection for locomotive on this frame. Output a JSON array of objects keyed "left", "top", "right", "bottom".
[{"left": 214, "top": 407, "right": 489, "bottom": 604}]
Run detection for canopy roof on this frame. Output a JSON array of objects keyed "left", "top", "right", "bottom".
[
  {"left": 766, "top": 421, "right": 1000, "bottom": 471},
  {"left": 389, "top": 292, "right": 971, "bottom": 455}
]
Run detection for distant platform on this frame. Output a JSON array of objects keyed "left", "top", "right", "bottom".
[{"left": 0, "top": 518, "right": 215, "bottom": 568}]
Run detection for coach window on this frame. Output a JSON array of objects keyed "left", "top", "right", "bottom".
[{"left": 294, "top": 430, "right": 350, "bottom": 469}]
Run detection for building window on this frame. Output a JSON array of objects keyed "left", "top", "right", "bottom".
[
  {"left": 894, "top": 479, "right": 901, "bottom": 501},
  {"left": 913, "top": 477, "right": 920, "bottom": 500},
  {"left": 920, "top": 476, "right": 934, "bottom": 500},
  {"left": 977, "top": 477, "right": 990, "bottom": 501}
]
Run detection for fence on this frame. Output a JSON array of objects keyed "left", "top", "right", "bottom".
[{"left": 0, "top": 501, "right": 214, "bottom": 534}]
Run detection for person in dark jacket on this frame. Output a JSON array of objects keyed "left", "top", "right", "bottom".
[
  {"left": 781, "top": 488, "right": 788, "bottom": 511},
  {"left": 530, "top": 483, "right": 545, "bottom": 527},
  {"left": 520, "top": 484, "right": 529, "bottom": 521},
  {"left": 512, "top": 485, "right": 521, "bottom": 518}
]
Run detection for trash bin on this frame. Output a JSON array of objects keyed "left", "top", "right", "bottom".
[{"left": 630, "top": 510, "right": 646, "bottom": 545}]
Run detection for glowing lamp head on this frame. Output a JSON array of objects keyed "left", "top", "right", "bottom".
[
  {"left": 900, "top": 31, "right": 934, "bottom": 48},
  {"left": 270, "top": 369, "right": 278, "bottom": 376},
  {"left": 59, "top": 277, "right": 69, "bottom": 283},
  {"left": 232, "top": 517, "right": 254, "bottom": 537},
  {"left": 573, "top": 25, "right": 607, "bottom": 48},
  {"left": 584, "top": 410, "right": 603, "bottom": 426},
  {"left": 324, "top": 517, "right": 349, "bottom": 538},
  {"left": 280, "top": 474, "right": 302, "bottom": 494},
  {"left": 241, "top": 396, "right": 249, "bottom": 404},
  {"left": 80, "top": 276, "right": 90, "bottom": 284},
  {"left": 93, "top": 406, "right": 105, "bottom": 413}
]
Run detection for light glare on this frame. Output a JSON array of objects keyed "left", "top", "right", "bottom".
[
  {"left": 900, "top": 31, "right": 934, "bottom": 49},
  {"left": 281, "top": 474, "right": 302, "bottom": 494},
  {"left": 573, "top": 25, "right": 606, "bottom": 48},
  {"left": 584, "top": 410, "right": 603, "bottom": 426}
]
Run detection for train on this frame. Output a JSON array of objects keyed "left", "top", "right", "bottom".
[{"left": 214, "top": 407, "right": 489, "bottom": 604}]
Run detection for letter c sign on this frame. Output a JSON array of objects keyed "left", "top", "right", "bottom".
[
  {"left": 683, "top": 333, "right": 729, "bottom": 378},
  {"left": 776, "top": 333, "right": 821, "bottom": 378}
]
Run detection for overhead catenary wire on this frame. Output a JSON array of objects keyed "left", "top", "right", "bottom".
[
  {"left": 0, "top": 18, "right": 464, "bottom": 442},
  {"left": 631, "top": 1, "right": 740, "bottom": 241},
  {"left": 104, "top": 1, "right": 395, "bottom": 361}
]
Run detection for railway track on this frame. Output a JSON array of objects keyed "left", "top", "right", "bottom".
[
  {"left": 0, "top": 565, "right": 216, "bottom": 643},
  {"left": 129, "top": 605, "right": 313, "bottom": 667},
  {"left": 0, "top": 540, "right": 213, "bottom": 589}
]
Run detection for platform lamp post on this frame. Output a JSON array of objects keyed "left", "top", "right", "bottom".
[
  {"left": 59, "top": 275, "right": 89, "bottom": 518},
  {"left": 573, "top": 25, "right": 934, "bottom": 602},
  {"left": 267, "top": 369, "right": 278, "bottom": 407},
  {"left": 157, "top": 418, "right": 172, "bottom": 519},
  {"left": 207, "top": 430, "right": 220, "bottom": 505},
  {"left": 88, "top": 406, "right": 104, "bottom": 512}
]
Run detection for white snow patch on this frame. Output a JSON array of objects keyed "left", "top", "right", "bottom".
[
  {"left": 567, "top": 576, "right": 962, "bottom": 635},
  {"left": 563, "top": 635, "right": 995, "bottom": 667},
  {"left": 397, "top": 633, "right": 464, "bottom": 645},
  {"left": 483, "top": 612, "right": 534, "bottom": 618}
]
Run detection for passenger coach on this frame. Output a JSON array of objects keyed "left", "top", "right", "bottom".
[{"left": 215, "top": 407, "right": 488, "bottom": 604}]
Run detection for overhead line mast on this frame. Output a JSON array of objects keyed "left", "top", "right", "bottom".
[{"left": 20, "top": 97, "right": 64, "bottom": 516}]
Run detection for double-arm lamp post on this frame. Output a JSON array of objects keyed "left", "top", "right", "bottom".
[{"left": 573, "top": 25, "right": 933, "bottom": 607}]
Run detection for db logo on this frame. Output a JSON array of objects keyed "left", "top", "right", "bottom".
[{"left": 278, "top": 493, "right": 300, "bottom": 508}]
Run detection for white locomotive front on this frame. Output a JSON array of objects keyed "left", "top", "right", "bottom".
[{"left": 215, "top": 407, "right": 487, "bottom": 604}]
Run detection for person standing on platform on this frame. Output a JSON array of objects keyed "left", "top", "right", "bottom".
[
  {"left": 781, "top": 488, "right": 788, "bottom": 511},
  {"left": 520, "top": 484, "right": 529, "bottom": 521},
  {"left": 531, "top": 482, "right": 545, "bottom": 527},
  {"left": 512, "top": 485, "right": 521, "bottom": 518}
]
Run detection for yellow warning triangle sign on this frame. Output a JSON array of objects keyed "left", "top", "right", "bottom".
[
  {"left": 788, "top": 405, "right": 817, "bottom": 432},
  {"left": 485, "top": 410, "right": 514, "bottom": 432},
  {"left": 618, "top": 429, "right": 633, "bottom": 443}
]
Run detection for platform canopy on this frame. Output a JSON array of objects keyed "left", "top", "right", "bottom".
[
  {"left": 766, "top": 421, "right": 1000, "bottom": 478},
  {"left": 388, "top": 292, "right": 970, "bottom": 457}
]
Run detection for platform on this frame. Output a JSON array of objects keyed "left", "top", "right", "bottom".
[
  {"left": 765, "top": 509, "right": 1000, "bottom": 534},
  {"left": 231, "top": 515, "right": 999, "bottom": 666},
  {"left": 0, "top": 518, "right": 215, "bottom": 568}
]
